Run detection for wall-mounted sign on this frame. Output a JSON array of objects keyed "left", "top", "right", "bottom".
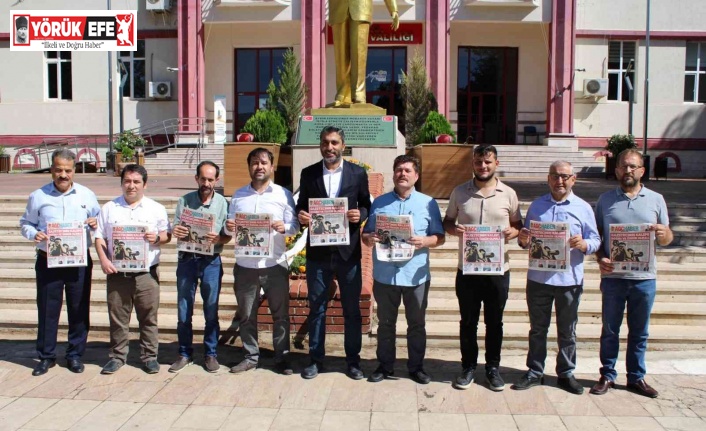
[
  {"left": 327, "top": 23, "right": 423, "bottom": 45},
  {"left": 295, "top": 115, "right": 397, "bottom": 147}
]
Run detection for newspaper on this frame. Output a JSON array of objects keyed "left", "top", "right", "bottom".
[
  {"left": 527, "top": 221, "right": 571, "bottom": 273},
  {"left": 462, "top": 225, "right": 505, "bottom": 275},
  {"left": 375, "top": 214, "right": 415, "bottom": 262},
  {"left": 111, "top": 224, "right": 149, "bottom": 272},
  {"left": 233, "top": 212, "right": 273, "bottom": 258},
  {"left": 46, "top": 221, "right": 87, "bottom": 268},
  {"left": 176, "top": 208, "right": 216, "bottom": 256},
  {"left": 309, "top": 198, "right": 349, "bottom": 246},
  {"left": 609, "top": 223, "right": 654, "bottom": 273}
]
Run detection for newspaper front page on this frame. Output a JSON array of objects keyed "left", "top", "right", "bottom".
[
  {"left": 233, "top": 212, "right": 273, "bottom": 258},
  {"left": 375, "top": 214, "right": 415, "bottom": 262},
  {"left": 309, "top": 198, "right": 349, "bottom": 246},
  {"left": 111, "top": 224, "right": 149, "bottom": 272},
  {"left": 46, "top": 221, "right": 87, "bottom": 268},
  {"left": 462, "top": 225, "right": 504, "bottom": 275},
  {"left": 609, "top": 223, "right": 654, "bottom": 273},
  {"left": 527, "top": 221, "right": 571, "bottom": 273},
  {"left": 176, "top": 208, "right": 216, "bottom": 256}
]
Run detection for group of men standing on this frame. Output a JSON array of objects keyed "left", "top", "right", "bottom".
[{"left": 20, "top": 131, "right": 672, "bottom": 399}]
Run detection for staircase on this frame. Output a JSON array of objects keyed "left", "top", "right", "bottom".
[
  {"left": 493, "top": 145, "right": 605, "bottom": 178},
  {"left": 142, "top": 146, "right": 224, "bottom": 176},
  {"left": 1, "top": 196, "right": 705, "bottom": 351},
  {"left": 377, "top": 201, "right": 706, "bottom": 350}
]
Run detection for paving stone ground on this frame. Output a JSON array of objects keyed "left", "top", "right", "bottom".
[{"left": 0, "top": 336, "right": 705, "bottom": 431}]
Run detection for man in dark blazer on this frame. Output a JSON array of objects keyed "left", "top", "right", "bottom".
[{"left": 296, "top": 125, "right": 371, "bottom": 380}]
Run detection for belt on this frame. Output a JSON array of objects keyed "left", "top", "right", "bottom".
[
  {"left": 116, "top": 264, "right": 158, "bottom": 277},
  {"left": 178, "top": 251, "right": 220, "bottom": 259}
]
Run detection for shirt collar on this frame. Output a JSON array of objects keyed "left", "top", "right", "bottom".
[
  {"left": 322, "top": 160, "right": 344, "bottom": 174},
  {"left": 50, "top": 182, "right": 76, "bottom": 196},
  {"left": 117, "top": 195, "right": 144, "bottom": 208},
  {"left": 467, "top": 177, "right": 503, "bottom": 194},
  {"left": 393, "top": 187, "right": 416, "bottom": 201},
  {"left": 247, "top": 181, "right": 274, "bottom": 194},
  {"left": 616, "top": 184, "right": 646, "bottom": 199},
  {"left": 549, "top": 191, "right": 574, "bottom": 204}
]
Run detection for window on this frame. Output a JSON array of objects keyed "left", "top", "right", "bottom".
[
  {"left": 46, "top": 51, "right": 72, "bottom": 100},
  {"left": 684, "top": 42, "right": 706, "bottom": 103},
  {"left": 119, "top": 40, "right": 146, "bottom": 99},
  {"left": 607, "top": 41, "right": 636, "bottom": 102},
  {"left": 366, "top": 47, "right": 407, "bottom": 132}
]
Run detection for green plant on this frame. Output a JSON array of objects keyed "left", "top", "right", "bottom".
[
  {"left": 241, "top": 109, "right": 288, "bottom": 144},
  {"left": 114, "top": 130, "right": 146, "bottom": 162},
  {"left": 267, "top": 49, "right": 308, "bottom": 144},
  {"left": 605, "top": 134, "right": 637, "bottom": 158},
  {"left": 0, "top": 146, "right": 7, "bottom": 156},
  {"left": 119, "top": 146, "right": 135, "bottom": 162},
  {"left": 401, "top": 49, "right": 437, "bottom": 147},
  {"left": 286, "top": 230, "right": 306, "bottom": 276},
  {"left": 417, "top": 111, "right": 455, "bottom": 145}
]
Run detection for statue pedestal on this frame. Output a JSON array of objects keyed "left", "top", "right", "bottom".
[{"left": 292, "top": 107, "right": 405, "bottom": 192}]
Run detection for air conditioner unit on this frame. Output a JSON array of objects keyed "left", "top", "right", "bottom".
[
  {"left": 149, "top": 81, "right": 171, "bottom": 99},
  {"left": 146, "top": 0, "right": 171, "bottom": 12},
  {"left": 583, "top": 78, "right": 608, "bottom": 98}
]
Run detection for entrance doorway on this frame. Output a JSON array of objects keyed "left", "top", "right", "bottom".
[
  {"left": 457, "top": 47, "right": 518, "bottom": 144},
  {"left": 366, "top": 47, "right": 407, "bottom": 133}
]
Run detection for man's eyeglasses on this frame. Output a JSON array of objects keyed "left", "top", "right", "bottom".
[
  {"left": 618, "top": 164, "right": 644, "bottom": 171},
  {"left": 549, "top": 174, "right": 574, "bottom": 181}
]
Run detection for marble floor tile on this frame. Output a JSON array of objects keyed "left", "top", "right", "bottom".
[
  {"left": 67, "top": 401, "right": 144, "bottom": 431},
  {"left": 171, "top": 405, "right": 232, "bottom": 430},
  {"left": 280, "top": 374, "right": 335, "bottom": 411},
  {"left": 326, "top": 378, "right": 374, "bottom": 412},
  {"left": 607, "top": 416, "right": 665, "bottom": 431},
  {"left": 503, "top": 387, "right": 558, "bottom": 415},
  {"left": 562, "top": 416, "right": 617, "bottom": 431},
  {"left": 458, "top": 384, "right": 511, "bottom": 415},
  {"left": 371, "top": 385, "right": 418, "bottom": 413},
  {"left": 0, "top": 369, "right": 52, "bottom": 397},
  {"left": 654, "top": 417, "right": 706, "bottom": 431},
  {"left": 232, "top": 371, "right": 288, "bottom": 409},
  {"left": 513, "top": 415, "right": 567, "bottom": 431},
  {"left": 591, "top": 391, "right": 651, "bottom": 417},
  {"left": 370, "top": 411, "right": 419, "bottom": 431},
  {"left": 0, "top": 398, "right": 59, "bottom": 431},
  {"left": 22, "top": 399, "right": 100, "bottom": 430},
  {"left": 108, "top": 381, "right": 167, "bottom": 403},
  {"left": 544, "top": 387, "right": 604, "bottom": 416},
  {"left": 24, "top": 370, "right": 95, "bottom": 399},
  {"left": 417, "top": 382, "right": 465, "bottom": 414},
  {"left": 320, "top": 410, "right": 371, "bottom": 431},
  {"left": 150, "top": 375, "right": 212, "bottom": 405},
  {"left": 218, "top": 407, "right": 278, "bottom": 431},
  {"left": 0, "top": 397, "right": 16, "bottom": 410},
  {"left": 418, "top": 412, "right": 469, "bottom": 431},
  {"left": 117, "top": 403, "right": 186, "bottom": 431},
  {"left": 269, "top": 409, "right": 325, "bottom": 431},
  {"left": 466, "top": 414, "right": 518, "bottom": 431}
]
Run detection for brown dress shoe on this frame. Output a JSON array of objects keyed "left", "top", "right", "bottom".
[
  {"left": 589, "top": 377, "right": 614, "bottom": 395},
  {"left": 627, "top": 379, "right": 659, "bottom": 398}
]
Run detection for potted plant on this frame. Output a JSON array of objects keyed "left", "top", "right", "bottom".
[
  {"left": 416, "top": 111, "right": 455, "bottom": 145},
  {"left": 224, "top": 109, "right": 287, "bottom": 196},
  {"left": 113, "top": 130, "right": 147, "bottom": 176},
  {"left": 605, "top": 134, "right": 637, "bottom": 179},
  {"left": 0, "top": 146, "right": 10, "bottom": 173}
]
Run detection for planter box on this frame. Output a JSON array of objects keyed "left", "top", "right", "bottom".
[
  {"left": 0, "top": 155, "right": 10, "bottom": 173},
  {"left": 224, "top": 143, "right": 280, "bottom": 196},
  {"left": 407, "top": 144, "right": 474, "bottom": 199}
]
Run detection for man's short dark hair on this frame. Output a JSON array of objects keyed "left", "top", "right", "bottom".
[
  {"left": 473, "top": 144, "right": 498, "bottom": 159},
  {"left": 51, "top": 149, "right": 76, "bottom": 167},
  {"left": 320, "top": 126, "right": 345, "bottom": 143},
  {"left": 196, "top": 160, "right": 220, "bottom": 178},
  {"left": 246, "top": 147, "right": 274, "bottom": 165},
  {"left": 120, "top": 164, "right": 148, "bottom": 183},
  {"left": 393, "top": 154, "right": 420, "bottom": 174}
]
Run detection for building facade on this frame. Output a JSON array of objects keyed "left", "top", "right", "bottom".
[{"left": 1, "top": 0, "right": 705, "bottom": 176}]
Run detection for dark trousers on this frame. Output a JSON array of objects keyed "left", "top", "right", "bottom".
[
  {"left": 35, "top": 253, "right": 92, "bottom": 360},
  {"left": 306, "top": 253, "right": 362, "bottom": 365},
  {"left": 455, "top": 269, "right": 510, "bottom": 369}
]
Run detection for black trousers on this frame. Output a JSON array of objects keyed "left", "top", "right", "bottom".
[
  {"left": 455, "top": 269, "right": 510, "bottom": 369},
  {"left": 35, "top": 253, "right": 92, "bottom": 360}
]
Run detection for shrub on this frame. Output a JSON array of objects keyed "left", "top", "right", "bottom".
[
  {"left": 605, "top": 134, "right": 637, "bottom": 158},
  {"left": 113, "top": 130, "right": 146, "bottom": 162},
  {"left": 401, "top": 49, "right": 437, "bottom": 147},
  {"left": 267, "top": 49, "right": 308, "bottom": 144},
  {"left": 241, "top": 109, "right": 288, "bottom": 144},
  {"left": 417, "top": 111, "right": 455, "bottom": 145}
]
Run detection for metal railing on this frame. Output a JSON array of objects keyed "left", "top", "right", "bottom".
[{"left": 14, "top": 117, "right": 206, "bottom": 172}]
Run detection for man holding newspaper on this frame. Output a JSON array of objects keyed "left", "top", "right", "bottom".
[
  {"left": 590, "top": 149, "right": 673, "bottom": 398},
  {"left": 227, "top": 148, "right": 299, "bottom": 375},
  {"left": 362, "top": 155, "right": 444, "bottom": 385},
  {"left": 168, "top": 161, "right": 231, "bottom": 374},
  {"left": 513, "top": 161, "right": 600, "bottom": 395}
]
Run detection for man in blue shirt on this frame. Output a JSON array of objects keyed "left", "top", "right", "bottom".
[
  {"left": 590, "top": 149, "right": 672, "bottom": 398},
  {"left": 362, "top": 155, "right": 445, "bottom": 384},
  {"left": 168, "top": 161, "right": 231, "bottom": 374},
  {"left": 513, "top": 161, "right": 600, "bottom": 394},
  {"left": 19, "top": 149, "right": 100, "bottom": 376}
]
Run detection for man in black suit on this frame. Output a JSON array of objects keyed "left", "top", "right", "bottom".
[{"left": 296, "top": 126, "right": 371, "bottom": 380}]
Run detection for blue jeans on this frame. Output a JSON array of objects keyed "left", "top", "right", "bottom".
[
  {"left": 306, "top": 254, "right": 362, "bottom": 365},
  {"left": 176, "top": 253, "right": 223, "bottom": 358},
  {"left": 599, "top": 278, "right": 656, "bottom": 384}
]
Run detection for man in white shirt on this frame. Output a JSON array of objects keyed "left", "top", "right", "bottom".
[
  {"left": 95, "top": 164, "right": 171, "bottom": 375},
  {"left": 226, "top": 148, "right": 298, "bottom": 375}
]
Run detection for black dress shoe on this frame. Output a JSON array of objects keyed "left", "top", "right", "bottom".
[
  {"left": 67, "top": 359, "right": 85, "bottom": 374},
  {"left": 409, "top": 369, "right": 432, "bottom": 385},
  {"left": 301, "top": 361, "right": 323, "bottom": 379},
  {"left": 368, "top": 366, "right": 393, "bottom": 383},
  {"left": 32, "top": 359, "right": 56, "bottom": 376},
  {"left": 558, "top": 375, "right": 584, "bottom": 395},
  {"left": 627, "top": 379, "right": 659, "bottom": 398},
  {"left": 346, "top": 364, "right": 365, "bottom": 380},
  {"left": 589, "top": 376, "right": 614, "bottom": 395}
]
